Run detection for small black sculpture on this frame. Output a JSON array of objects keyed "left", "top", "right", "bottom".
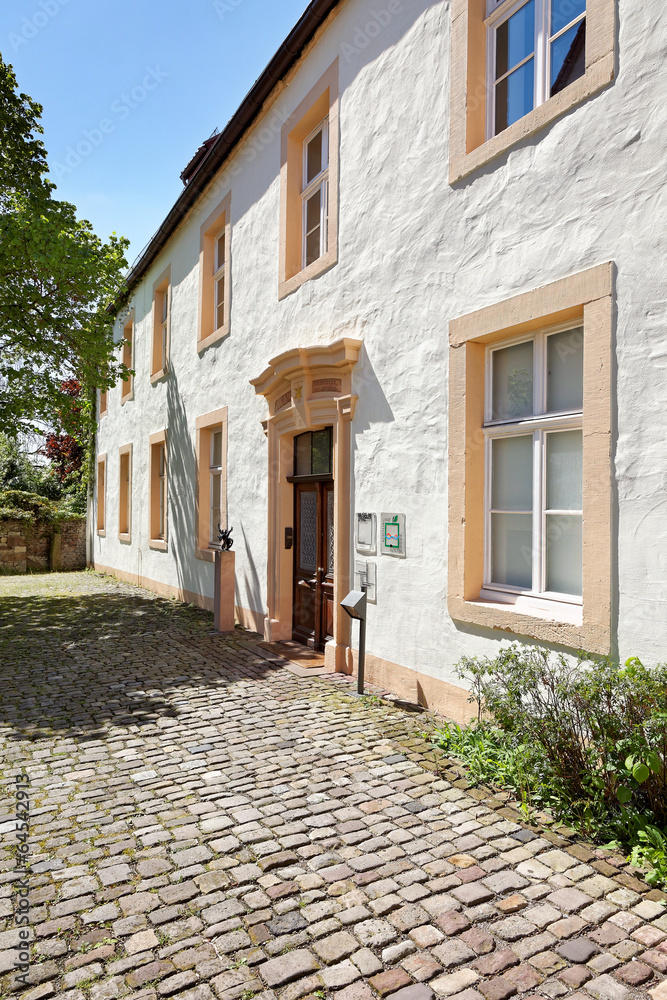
[{"left": 218, "top": 525, "right": 234, "bottom": 551}]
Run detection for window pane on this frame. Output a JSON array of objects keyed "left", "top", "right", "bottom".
[
  {"left": 312, "top": 428, "right": 332, "bottom": 475},
  {"left": 215, "top": 276, "right": 225, "bottom": 330},
  {"left": 306, "top": 129, "right": 323, "bottom": 184},
  {"left": 495, "top": 58, "right": 535, "bottom": 133},
  {"left": 496, "top": 0, "right": 535, "bottom": 77},
  {"left": 547, "top": 327, "right": 583, "bottom": 411},
  {"left": 295, "top": 432, "right": 311, "bottom": 477},
  {"left": 306, "top": 228, "right": 321, "bottom": 267},
  {"left": 162, "top": 292, "right": 168, "bottom": 322},
  {"left": 306, "top": 189, "right": 321, "bottom": 233},
  {"left": 216, "top": 232, "right": 225, "bottom": 269},
  {"left": 551, "top": 0, "right": 585, "bottom": 36},
  {"left": 546, "top": 430, "right": 582, "bottom": 510},
  {"left": 492, "top": 513, "right": 533, "bottom": 589},
  {"left": 546, "top": 514, "right": 582, "bottom": 595},
  {"left": 211, "top": 430, "right": 222, "bottom": 469},
  {"left": 492, "top": 341, "right": 534, "bottom": 419},
  {"left": 551, "top": 20, "right": 585, "bottom": 97},
  {"left": 299, "top": 491, "right": 318, "bottom": 572},
  {"left": 492, "top": 435, "right": 533, "bottom": 510}
]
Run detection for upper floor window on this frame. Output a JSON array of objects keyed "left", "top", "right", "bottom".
[
  {"left": 198, "top": 192, "right": 231, "bottom": 351},
  {"left": 149, "top": 430, "right": 168, "bottom": 549},
  {"left": 302, "top": 119, "right": 329, "bottom": 269},
  {"left": 121, "top": 312, "right": 134, "bottom": 403},
  {"left": 488, "top": 0, "right": 586, "bottom": 136},
  {"left": 151, "top": 266, "right": 171, "bottom": 380},
  {"left": 279, "top": 59, "right": 339, "bottom": 300},
  {"left": 483, "top": 325, "right": 583, "bottom": 603}
]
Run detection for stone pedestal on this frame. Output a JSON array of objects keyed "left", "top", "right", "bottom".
[{"left": 214, "top": 550, "right": 236, "bottom": 632}]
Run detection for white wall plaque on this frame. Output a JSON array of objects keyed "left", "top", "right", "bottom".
[
  {"left": 380, "top": 513, "right": 406, "bottom": 558},
  {"left": 355, "top": 512, "right": 376, "bottom": 555}
]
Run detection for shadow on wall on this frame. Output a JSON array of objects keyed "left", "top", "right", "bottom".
[
  {"left": 165, "top": 372, "right": 210, "bottom": 603},
  {"left": 0, "top": 590, "right": 282, "bottom": 740},
  {"left": 237, "top": 522, "right": 263, "bottom": 627}
]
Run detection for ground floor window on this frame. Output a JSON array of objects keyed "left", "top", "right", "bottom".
[{"left": 483, "top": 325, "right": 583, "bottom": 603}]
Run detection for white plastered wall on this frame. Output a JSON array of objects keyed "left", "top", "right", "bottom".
[{"left": 95, "top": 0, "right": 667, "bottom": 698}]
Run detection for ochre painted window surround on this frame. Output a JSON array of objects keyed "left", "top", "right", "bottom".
[
  {"left": 448, "top": 262, "right": 614, "bottom": 654},
  {"left": 195, "top": 407, "right": 228, "bottom": 562},
  {"left": 449, "top": 0, "right": 616, "bottom": 183},
  {"left": 198, "top": 191, "right": 231, "bottom": 352},
  {"left": 121, "top": 311, "right": 134, "bottom": 404},
  {"left": 149, "top": 430, "right": 168, "bottom": 550},
  {"left": 279, "top": 59, "right": 339, "bottom": 300},
  {"left": 96, "top": 454, "right": 106, "bottom": 536},
  {"left": 151, "top": 266, "right": 171, "bottom": 381},
  {"left": 118, "top": 444, "right": 132, "bottom": 542}
]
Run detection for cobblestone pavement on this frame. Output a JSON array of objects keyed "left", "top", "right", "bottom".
[{"left": 1, "top": 572, "right": 666, "bottom": 1000}]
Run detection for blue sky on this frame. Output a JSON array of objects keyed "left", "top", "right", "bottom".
[{"left": 0, "top": 0, "right": 309, "bottom": 264}]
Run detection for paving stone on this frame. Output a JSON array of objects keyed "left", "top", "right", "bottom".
[
  {"left": 369, "top": 968, "right": 414, "bottom": 995},
  {"left": 494, "top": 918, "right": 537, "bottom": 942},
  {"left": 528, "top": 951, "right": 567, "bottom": 975},
  {"left": 351, "top": 947, "right": 383, "bottom": 975},
  {"left": 386, "top": 985, "right": 435, "bottom": 1000},
  {"left": 259, "top": 949, "right": 320, "bottom": 987},
  {"left": 401, "top": 953, "right": 444, "bottom": 982},
  {"left": 430, "top": 969, "right": 480, "bottom": 996},
  {"left": 584, "top": 973, "right": 634, "bottom": 1000},
  {"left": 505, "top": 963, "right": 543, "bottom": 992},
  {"left": 312, "top": 930, "right": 358, "bottom": 964},
  {"left": 353, "top": 918, "right": 398, "bottom": 947},
  {"left": 473, "top": 950, "right": 520, "bottom": 976},
  {"left": 556, "top": 938, "right": 600, "bottom": 963},
  {"left": 450, "top": 884, "right": 494, "bottom": 906},
  {"left": 589, "top": 923, "right": 627, "bottom": 947},
  {"left": 477, "top": 975, "right": 518, "bottom": 1000},
  {"left": 614, "top": 961, "right": 654, "bottom": 986},
  {"left": 320, "top": 958, "right": 361, "bottom": 987},
  {"left": 548, "top": 915, "right": 587, "bottom": 939},
  {"left": 641, "top": 948, "right": 667, "bottom": 973},
  {"left": 335, "top": 985, "right": 374, "bottom": 1000},
  {"left": 558, "top": 965, "right": 593, "bottom": 988},
  {"left": 389, "top": 904, "right": 431, "bottom": 932},
  {"left": 459, "top": 927, "right": 495, "bottom": 955},
  {"left": 383, "top": 941, "right": 418, "bottom": 964},
  {"left": 436, "top": 913, "right": 471, "bottom": 936},
  {"left": 587, "top": 953, "right": 621, "bottom": 973}
]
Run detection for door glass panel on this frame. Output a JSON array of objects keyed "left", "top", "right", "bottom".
[
  {"left": 551, "top": 0, "right": 585, "bottom": 35},
  {"left": 299, "top": 492, "right": 317, "bottom": 572},
  {"left": 327, "top": 489, "right": 335, "bottom": 575},
  {"left": 546, "top": 430, "right": 582, "bottom": 510},
  {"left": 295, "top": 433, "right": 311, "bottom": 477},
  {"left": 491, "top": 512, "right": 533, "bottom": 589},
  {"left": 550, "top": 20, "right": 586, "bottom": 96},
  {"left": 547, "top": 327, "right": 583, "bottom": 411},
  {"left": 546, "top": 513, "right": 582, "bottom": 595},
  {"left": 492, "top": 341, "right": 534, "bottom": 419},
  {"left": 211, "top": 430, "right": 222, "bottom": 469},
  {"left": 312, "top": 429, "right": 331, "bottom": 475},
  {"left": 216, "top": 232, "right": 225, "bottom": 268},
  {"left": 492, "top": 435, "right": 533, "bottom": 511}
]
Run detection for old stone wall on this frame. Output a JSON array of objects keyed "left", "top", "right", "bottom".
[{"left": 0, "top": 518, "right": 86, "bottom": 574}]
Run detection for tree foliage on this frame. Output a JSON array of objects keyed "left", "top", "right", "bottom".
[{"left": 0, "top": 54, "right": 130, "bottom": 438}]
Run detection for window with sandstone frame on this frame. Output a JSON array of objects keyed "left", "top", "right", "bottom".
[
  {"left": 195, "top": 407, "right": 228, "bottom": 561},
  {"left": 198, "top": 191, "right": 231, "bottom": 352},
  {"left": 118, "top": 444, "right": 132, "bottom": 541},
  {"left": 448, "top": 262, "right": 613, "bottom": 654},
  {"left": 96, "top": 455, "right": 106, "bottom": 535},
  {"left": 121, "top": 312, "right": 134, "bottom": 403},
  {"left": 449, "top": 0, "right": 616, "bottom": 183},
  {"left": 149, "top": 431, "right": 168, "bottom": 550},
  {"left": 279, "top": 59, "right": 339, "bottom": 300},
  {"left": 151, "top": 266, "right": 171, "bottom": 380}
]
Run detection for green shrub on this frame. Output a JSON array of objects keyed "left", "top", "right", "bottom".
[
  {"left": 0, "top": 490, "right": 58, "bottom": 523},
  {"left": 428, "top": 644, "right": 667, "bottom": 886}
]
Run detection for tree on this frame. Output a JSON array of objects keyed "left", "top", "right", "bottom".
[{"left": 0, "top": 54, "right": 130, "bottom": 439}]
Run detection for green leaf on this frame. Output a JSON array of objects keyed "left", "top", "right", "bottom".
[
  {"left": 616, "top": 786, "right": 633, "bottom": 805},
  {"left": 632, "top": 763, "right": 650, "bottom": 784},
  {"left": 647, "top": 751, "right": 663, "bottom": 774}
]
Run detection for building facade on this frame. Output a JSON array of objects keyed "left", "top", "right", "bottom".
[{"left": 93, "top": 0, "right": 667, "bottom": 719}]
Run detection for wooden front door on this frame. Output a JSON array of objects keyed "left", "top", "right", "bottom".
[{"left": 293, "top": 482, "right": 334, "bottom": 650}]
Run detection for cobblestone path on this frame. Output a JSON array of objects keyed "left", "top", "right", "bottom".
[{"left": 0, "top": 572, "right": 666, "bottom": 1000}]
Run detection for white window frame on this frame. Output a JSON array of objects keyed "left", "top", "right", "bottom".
[
  {"left": 485, "top": 0, "right": 586, "bottom": 140},
  {"left": 161, "top": 287, "right": 170, "bottom": 372},
  {"left": 481, "top": 321, "right": 584, "bottom": 613},
  {"left": 213, "top": 225, "right": 227, "bottom": 334},
  {"left": 158, "top": 443, "right": 167, "bottom": 540},
  {"left": 301, "top": 117, "right": 329, "bottom": 270},
  {"left": 209, "top": 427, "right": 223, "bottom": 547}
]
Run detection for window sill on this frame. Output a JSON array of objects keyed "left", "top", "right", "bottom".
[
  {"left": 198, "top": 326, "right": 229, "bottom": 354},
  {"left": 97, "top": 529, "right": 106, "bottom": 537},
  {"left": 195, "top": 546, "right": 217, "bottom": 562},
  {"left": 449, "top": 53, "right": 615, "bottom": 184},
  {"left": 99, "top": 410, "right": 108, "bottom": 419},
  {"left": 120, "top": 388, "right": 134, "bottom": 405},
  {"left": 279, "top": 244, "right": 337, "bottom": 301},
  {"left": 119, "top": 533, "right": 132, "bottom": 544},
  {"left": 148, "top": 538, "right": 168, "bottom": 551},
  {"left": 150, "top": 368, "right": 169, "bottom": 385},
  {"left": 448, "top": 593, "right": 604, "bottom": 652}
]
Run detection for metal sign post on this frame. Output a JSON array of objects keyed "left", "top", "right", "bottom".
[{"left": 340, "top": 589, "right": 368, "bottom": 696}]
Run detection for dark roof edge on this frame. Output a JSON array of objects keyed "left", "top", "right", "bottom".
[{"left": 123, "top": 0, "right": 341, "bottom": 297}]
